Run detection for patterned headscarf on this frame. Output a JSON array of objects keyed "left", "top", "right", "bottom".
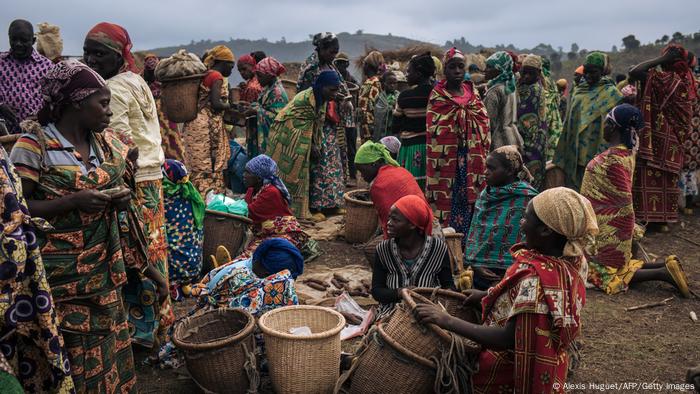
[
  {"left": 542, "top": 57, "right": 552, "bottom": 77},
  {"left": 486, "top": 51, "right": 516, "bottom": 95},
  {"left": 40, "top": 59, "right": 106, "bottom": 112},
  {"left": 522, "top": 54, "right": 542, "bottom": 71},
  {"left": 606, "top": 103, "right": 643, "bottom": 150},
  {"left": 238, "top": 54, "right": 257, "bottom": 67},
  {"left": 443, "top": 47, "right": 465, "bottom": 65},
  {"left": 162, "top": 159, "right": 205, "bottom": 228},
  {"left": 432, "top": 56, "right": 444, "bottom": 78},
  {"left": 203, "top": 45, "right": 235, "bottom": 68},
  {"left": 393, "top": 195, "right": 433, "bottom": 236},
  {"left": 507, "top": 51, "right": 521, "bottom": 73},
  {"left": 143, "top": 54, "right": 159, "bottom": 71},
  {"left": 254, "top": 57, "right": 286, "bottom": 77},
  {"left": 492, "top": 145, "right": 533, "bottom": 182},
  {"left": 620, "top": 84, "right": 637, "bottom": 99},
  {"left": 662, "top": 43, "right": 697, "bottom": 99},
  {"left": 363, "top": 51, "right": 385, "bottom": 71},
  {"left": 532, "top": 187, "right": 599, "bottom": 257},
  {"left": 379, "top": 136, "right": 401, "bottom": 155},
  {"left": 354, "top": 140, "right": 399, "bottom": 166},
  {"left": 245, "top": 154, "right": 292, "bottom": 204},
  {"left": 86, "top": 22, "right": 139, "bottom": 73},
  {"left": 584, "top": 52, "right": 608, "bottom": 69},
  {"left": 312, "top": 32, "right": 337, "bottom": 48}
]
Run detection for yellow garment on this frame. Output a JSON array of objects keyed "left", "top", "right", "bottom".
[
  {"left": 432, "top": 56, "right": 443, "bottom": 77},
  {"left": 107, "top": 71, "right": 164, "bottom": 182},
  {"left": 588, "top": 258, "right": 644, "bottom": 295},
  {"left": 204, "top": 45, "right": 235, "bottom": 67},
  {"left": 532, "top": 187, "right": 599, "bottom": 257}
]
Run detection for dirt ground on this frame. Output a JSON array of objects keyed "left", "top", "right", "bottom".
[{"left": 134, "top": 214, "right": 700, "bottom": 393}]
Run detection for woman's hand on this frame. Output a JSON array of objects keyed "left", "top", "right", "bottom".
[
  {"left": 110, "top": 188, "right": 133, "bottom": 211},
  {"left": 475, "top": 266, "right": 501, "bottom": 282},
  {"left": 414, "top": 304, "right": 452, "bottom": 329},
  {"left": 461, "top": 289, "right": 488, "bottom": 308},
  {"left": 69, "top": 189, "right": 111, "bottom": 213}
]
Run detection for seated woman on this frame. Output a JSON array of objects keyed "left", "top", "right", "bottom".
[
  {"left": 415, "top": 187, "right": 597, "bottom": 393},
  {"left": 465, "top": 145, "right": 539, "bottom": 290},
  {"left": 580, "top": 104, "right": 691, "bottom": 297},
  {"left": 372, "top": 195, "right": 453, "bottom": 320}
]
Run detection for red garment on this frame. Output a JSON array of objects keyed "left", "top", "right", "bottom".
[
  {"left": 255, "top": 57, "right": 286, "bottom": 77},
  {"left": 475, "top": 244, "right": 585, "bottom": 394},
  {"left": 203, "top": 70, "right": 224, "bottom": 89},
  {"left": 394, "top": 195, "right": 433, "bottom": 236},
  {"left": 86, "top": 22, "right": 139, "bottom": 73},
  {"left": 238, "top": 54, "right": 257, "bottom": 67},
  {"left": 240, "top": 76, "right": 263, "bottom": 103},
  {"left": 245, "top": 185, "right": 294, "bottom": 224},
  {"left": 370, "top": 165, "right": 426, "bottom": 237}
]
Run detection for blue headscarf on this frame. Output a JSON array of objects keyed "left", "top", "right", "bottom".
[
  {"left": 606, "top": 104, "right": 644, "bottom": 150},
  {"left": 312, "top": 70, "right": 341, "bottom": 104},
  {"left": 245, "top": 154, "right": 292, "bottom": 204},
  {"left": 253, "top": 238, "right": 304, "bottom": 279}
]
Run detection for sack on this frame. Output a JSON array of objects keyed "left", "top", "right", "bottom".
[
  {"left": 36, "top": 22, "right": 63, "bottom": 61},
  {"left": 155, "top": 50, "right": 207, "bottom": 81}
]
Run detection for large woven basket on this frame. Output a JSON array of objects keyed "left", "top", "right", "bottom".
[
  {"left": 172, "top": 308, "right": 257, "bottom": 393},
  {"left": 259, "top": 305, "right": 345, "bottom": 394},
  {"left": 413, "top": 287, "right": 481, "bottom": 324},
  {"left": 281, "top": 79, "right": 297, "bottom": 100},
  {"left": 361, "top": 234, "right": 384, "bottom": 266},
  {"left": 160, "top": 73, "right": 204, "bottom": 123},
  {"left": 202, "top": 209, "right": 252, "bottom": 273},
  {"left": 344, "top": 189, "right": 379, "bottom": 244}
]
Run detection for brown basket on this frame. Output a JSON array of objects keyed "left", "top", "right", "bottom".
[
  {"left": 346, "top": 324, "right": 436, "bottom": 394},
  {"left": 444, "top": 232, "right": 465, "bottom": 274},
  {"left": 172, "top": 308, "right": 257, "bottom": 393},
  {"left": 412, "top": 287, "right": 481, "bottom": 324},
  {"left": 344, "top": 189, "right": 379, "bottom": 244},
  {"left": 0, "top": 134, "right": 20, "bottom": 153},
  {"left": 202, "top": 209, "right": 252, "bottom": 273},
  {"left": 361, "top": 234, "right": 384, "bottom": 266},
  {"left": 545, "top": 161, "right": 565, "bottom": 190},
  {"left": 258, "top": 305, "right": 345, "bottom": 394},
  {"left": 160, "top": 73, "right": 204, "bottom": 123},
  {"left": 281, "top": 79, "right": 297, "bottom": 100}
]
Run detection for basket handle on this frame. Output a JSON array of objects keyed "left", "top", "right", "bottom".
[{"left": 400, "top": 289, "right": 452, "bottom": 343}]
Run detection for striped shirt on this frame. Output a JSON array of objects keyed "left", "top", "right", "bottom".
[{"left": 10, "top": 123, "right": 101, "bottom": 183}]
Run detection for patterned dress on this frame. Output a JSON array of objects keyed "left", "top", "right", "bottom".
[
  {"left": 680, "top": 78, "right": 700, "bottom": 197},
  {"left": 543, "top": 77, "right": 564, "bottom": 162},
  {"left": 358, "top": 76, "right": 382, "bottom": 141},
  {"left": 516, "top": 82, "right": 548, "bottom": 190},
  {"left": 309, "top": 119, "right": 345, "bottom": 210},
  {"left": 0, "top": 50, "right": 54, "bottom": 133},
  {"left": 251, "top": 79, "right": 289, "bottom": 156}
]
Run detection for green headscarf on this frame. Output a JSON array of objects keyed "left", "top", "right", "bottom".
[
  {"left": 585, "top": 51, "right": 607, "bottom": 69},
  {"left": 542, "top": 57, "right": 552, "bottom": 77},
  {"left": 161, "top": 161, "right": 206, "bottom": 229},
  {"left": 486, "top": 51, "right": 516, "bottom": 95},
  {"left": 354, "top": 141, "right": 399, "bottom": 166}
]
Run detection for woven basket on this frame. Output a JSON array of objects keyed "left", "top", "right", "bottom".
[
  {"left": 361, "top": 234, "right": 384, "bottom": 266},
  {"left": 443, "top": 232, "right": 465, "bottom": 274},
  {"left": 281, "top": 79, "right": 297, "bottom": 100},
  {"left": 202, "top": 209, "right": 252, "bottom": 273},
  {"left": 0, "top": 134, "right": 20, "bottom": 153},
  {"left": 160, "top": 73, "right": 204, "bottom": 123},
  {"left": 413, "top": 288, "right": 481, "bottom": 324},
  {"left": 258, "top": 305, "right": 345, "bottom": 394},
  {"left": 344, "top": 189, "right": 379, "bottom": 244},
  {"left": 544, "top": 161, "right": 565, "bottom": 190},
  {"left": 346, "top": 324, "right": 436, "bottom": 394},
  {"left": 172, "top": 308, "right": 257, "bottom": 393}
]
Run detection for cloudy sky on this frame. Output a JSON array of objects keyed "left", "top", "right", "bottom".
[{"left": 1, "top": 0, "right": 698, "bottom": 55}]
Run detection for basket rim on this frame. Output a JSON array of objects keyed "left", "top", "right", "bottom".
[
  {"left": 172, "top": 307, "right": 256, "bottom": 351},
  {"left": 258, "top": 305, "right": 345, "bottom": 340},
  {"left": 160, "top": 73, "right": 207, "bottom": 83},
  {"left": 205, "top": 209, "right": 253, "bottom": 224},
  {"left": 375, "top": 323, "right": 435, "bottom": 369},
  {"left": 412, "top": 287, "right": 468, "bottom": 303},
  {"left": 343, "top": 189, "right": 373, "bottom": 206}
]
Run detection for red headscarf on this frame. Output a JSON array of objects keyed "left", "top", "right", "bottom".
[
  {"left": 393, "top": 195, "right": 433, "bottom": 235},
  {"left": 238, "top": 54, "right": 257, "bottom": 67},
  {"left": 254, "top": 57, "right": 286, "bottom": 77},
  {"left": 506, "top": 50, "right": 521, "bottom": 73},
  {"left": 86, "top": 22, "right": 139, "bottom": 73},
  {"left": 663, "top": 43, "right": 697, "bottom": 99}
]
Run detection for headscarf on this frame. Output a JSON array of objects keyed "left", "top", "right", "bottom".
[
  {"left": 380, "top": 136, "right": 401, "bottom": 155},
  {"left": 354, "top": 140, "right": 399, "bottom": 166},
  {"left": 531, "top": 187, "right": 599, "bottom": 257},
  {"left": 312, "top": 32, "right": 337, "bottom": 48},
  {"left": 662, "top": 43, "right": 698, "bottom": 99},
  {"left": 162, "top": 159, "right": 206, "bottom": 228},
  {"left": 86, "top": 22, "right": 139, "bottom": 73},
  {"left": 522, "top": 54, "right": 542, "bottom": 71},
  {"left": 203, "top": 45, "right": 235, "bottom": 68},
  {"left": 443, "top": 47, "right": 465, "bottom": 65},
  {"left": 432, "top": 56, "right": 443, "bottom": 78},
  {"left": 584, "top": 52, "right": 608, "bottom": 69},
  {"left": 606, "top": 103, "right": 643, "bottom": 150},
  {"left": 38, "top": 59, "right": 106, "bottom": 125},
  {"left": 143, "top": 54, "right": 159, "bottom": 71},
  {"left": 393, "top": 195, "right": 433, "bottom": 236},
  {"left": 245, "top": 154, "right": 292, "bottom": 204},
  {"left": 575, "top": 65, "right": 584, "bottom": 75},
  {"left": 542, "top": 57, "right": 552, "bottom": 77},
  {"left": 238, "top": 54, "right": 257, "bottom": 67},
  {"left": 312, "top": 70, "right": 341, "bottom": 104},
  {"left": 364, "top": 51, "right": 386, "bottom": 72},
  {"left": 620, "top": 84, "right": 637, "bottom": 100},
  {"left": 491, "top": 145, "right": 533, "bottom": 182},
  {"left": 252, "top": 238, "right": 304, "bottom": 279},
  {"left": 556, "top": 79, "right": 568, "bottom": 89},
  {"left": 508, "top": 51, "right": 521, "bottom": 73},
  {"left": 486, "top": 51, "right": 516, "bottom": 94},
  {"left": 255, "top": 57, "right": 286, "bottom": 77},
  {"left": 409, "top": 52, "right": 436, "bottom": 78},
  {"left": 334, "top": 52, "right": 350, "bottom": 63}
]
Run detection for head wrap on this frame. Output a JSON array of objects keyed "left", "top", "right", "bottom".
[
  {"left": 541, "top": 57, "right": 552, "bottom": 77},
  {"left": 662, "top": 44, "right": 698, "bottom": 100},
  {"left": 432, "top": 56, "right": 443, "bottom": 78},
  {"left": 379, "top": 136, "right": 401, "bottom": 155},
  {"left": 162, "top": 159, "right": 205, "bottom": 228},
  {"left": 491, "top": 145, "right": 533, "bottom": 182},
  {"left": 393, "top": 195, "right": 433, "bottom": 236},
  {"left": 522, "top": 54, "right": 542, "bottom": 70},
  {"left": 253, "top": 238, "right": 304, "bottom": 279},
  {"left": 486, "top": 51, "right": 516, "bottom": 94},
  {"left": 312, "top": 32, "right": 337, "bottom": 48},
  {"left": 606, "top": 103, "right": 643, "bottom": 150},
  {"left": 584, "top": 52, "right": 607, "bottom": 69},
  {"left": 443, "top": 47, "right": 465, "bottom": 65},
  {"left": 409, "top": 53, "right": 436, "bottom": 79},
  {"left": 254, "top": 57, "right": 286, "bottom": 77},
  {"left": 620, "top": 84, "right": 637, "bottom": 99},
  {"left": 143, "top": 54, "right": 159, "bottom": 71},
  {"left": 575, "top": 65, "right": 584, "bottom": 75},
  {"left": 354, "top": 140, "right": 399, "bottom": 166},
  {"left": 39, "top": 59, "right": 106, "bottom": 121},
  {"left": 507, "top": 51, "right": 521, "bottom": 73},
  {"left": 531, "top": 187, "right": 599, "bottom": 257},
  {"left": 334, "top": 52, "right": 350, "bottom": 63},
  {"left": 238, "top": 54, "right": 256, "bottom": 67},
  {"left": 556, "top": 79, "right": 568, "bottom": 89},
  {"left": 312, "top": 70, "right": 341, "bottom": 103},
  {"left": 203, "top": 45, "right": 235, "bottom": 68},
  {"left": 245, "top": 154, "right": 292, "bottom": 204},
  {"left": 363, "top": 51, "right": 385, "bottom": 71},
  {"left": 86, "top": 22, "right": 139, "bottom": 73}
]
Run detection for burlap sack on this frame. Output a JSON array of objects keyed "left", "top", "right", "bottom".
[{"left": 36, "top": 22, "right": 62, "bottom": 62}]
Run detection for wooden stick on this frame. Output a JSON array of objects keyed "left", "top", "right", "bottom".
[
  {"left": 625, "top": 296, "right": 674, "bottom": 312},
  {"left": 637, "top": 243, "right": 652, "bottom": 265}
]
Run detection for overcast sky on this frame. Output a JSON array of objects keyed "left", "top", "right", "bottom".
[{"left": 2, "top": 0, "right": 699, "bottom": 55}]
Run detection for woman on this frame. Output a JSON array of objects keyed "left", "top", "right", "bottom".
[
  {"left": 541, "top": 58, "right": 564, "bottom": 162},
  {"left": 373, "top": 71, "right": 398, "bottom": 141},
  {"left": 358, "top": 50, "right": 385, "bottom": 142},
  {"left": 372, "top": 195, "right": 453, "bottom": 319},
  {"left": 268, "top": 70, "right": 342, "bottom": 220},
  {"left": 426, "top": 48, "right": 490, "bottom": 237},
  {"left": 483, "top": 51, "right": 522, "bottom": 150},
  {"left": 11, "top": 60, "right": 167, "bottom": 392},
  {"left": 239, "top": 154, "right": 312, "bottom": 259},
  {"left": 581, "top": 104, "right": 691, "bottom": 297},
  {"left": 183, "top": 45, "right": 235, "bottom": 196},
  {"left": 392, "top": 53, "right": 435, "bottom": 188},
  {"left": 516, "top": 55, "right": 548, "bottom": 189},
  {"left": 238, "top": 53, "right": 264, "bottom": 157},
  {"left": 629, "top": 44, "right": 696, "bottom": 228},
  {"left": 415, "top": 187, "right": 597, "bottom": 393},
  {"left": 243, "top": 57, "right": 289, "bottom": 156},
  {"left": 143, "top": 54, "right": 185, "bottom": 162},
  {"left": 465, "top": 145, "right": 538, "bottom": 290},
  {"left": 554, "top": 52, "right": 622, "bottom": 190},
  {"left": 162, "top": 159, "right": 205, "bottom": 301},
  {"left": 296, "top": 32, "right": 341, "bottom": 91}
]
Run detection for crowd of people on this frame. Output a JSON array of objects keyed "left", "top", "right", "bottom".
[{"left": 0, "top": 17, "right": 697, "bottom": 393}]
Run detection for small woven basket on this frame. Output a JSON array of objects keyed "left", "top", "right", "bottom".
[
  {"left": 344, "top": 189, "right": 379, "bottom": 244},
  {"left": 258, "top": 305, "right": 345, "bottom": 394},
  {"left": 160, "top": 73, "right": 204, "bottom": 123},
  {"left": 202, "top": 209, "right": 252, "bottom": 272},
  {"left": 172, "top": 308, "right": 257, "bottom": 394}
]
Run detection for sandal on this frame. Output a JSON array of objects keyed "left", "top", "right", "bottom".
[
  {"left": 215, "top": 245, "right": 231, "bottom": 267},
  {"left": 665, "top": 256, "right": 691, "bottom": 298}
]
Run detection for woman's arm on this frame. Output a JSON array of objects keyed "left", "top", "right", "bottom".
[
  {"left": 208, "top": 79, "right": 231, "bottom": 112},
  {"left": 629, "top": 50, "right": 679, "bottom": 81},
  {"left": 371, "top": 253, "right": 401, "bottom": 303},
  {"left": 22, "top": 179, "right": 111, "bottom": 219}
]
